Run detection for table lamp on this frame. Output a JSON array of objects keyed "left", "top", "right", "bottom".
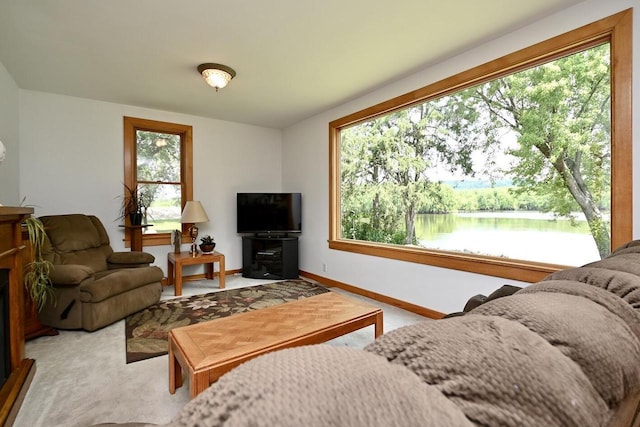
[{"left": 180, "top": 201, "right": 209, "bottom": 255}]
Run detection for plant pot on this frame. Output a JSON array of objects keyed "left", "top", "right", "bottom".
[
  {"left": 129, "top": 213, "right": 143, "bottom": 225},
  {"left": 199, "top": 243, "right": 215, "bottom": 253}
]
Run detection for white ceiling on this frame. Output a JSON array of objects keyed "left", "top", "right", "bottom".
[{"left": 0, "top": 0, "right": 585, "bottom": 129}]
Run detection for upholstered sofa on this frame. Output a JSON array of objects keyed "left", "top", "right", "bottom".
[
  {"left": 147, "top": 240, "right": 640, "bottom": 427},
  {"left": 37, "top": 214, "right": 163, "bottom": 332}
]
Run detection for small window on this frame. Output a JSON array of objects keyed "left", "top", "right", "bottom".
[{"left": 123, "top": 117, "right": 193, "bottom": 247}]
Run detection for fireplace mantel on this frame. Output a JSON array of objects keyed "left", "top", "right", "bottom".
[{"left": 0, "top": 207, "right": 36, "bottom": 426}]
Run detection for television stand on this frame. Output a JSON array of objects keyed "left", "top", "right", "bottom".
[
  {"left": 255, "top": 232, "right": 291, "bottom": 238},
  {"left": 242, "top": 235, "right": 298, "bottom": 279}
]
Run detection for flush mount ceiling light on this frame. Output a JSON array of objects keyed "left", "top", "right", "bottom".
[{"left": 197, "top": 63, "right": 236, "bottom": 91}]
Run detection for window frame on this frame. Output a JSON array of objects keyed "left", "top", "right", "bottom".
[
  {"left": 329, "top": 9, "right": 632, "bottom": 283},
  {"left": 123, "top": 116, "right": 193, "bottom": 247}
]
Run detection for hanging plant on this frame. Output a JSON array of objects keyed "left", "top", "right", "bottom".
[{"left": 23, "top": 216, "right": 55, "bottom": 311}]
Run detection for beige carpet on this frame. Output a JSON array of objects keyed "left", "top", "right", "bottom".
[{"left": 15, "top": 275, "right": 427, "bottom": 427}]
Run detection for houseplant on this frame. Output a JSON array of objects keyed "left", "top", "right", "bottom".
[
  {"left": 23, "top": 216, "right": 54, "bottom": 311},
  {"left": 199, "top": 235, "right": 216, "bottom": 253},
  {"left": 119, "top": 183, "right": 152, "bottom": 225}
]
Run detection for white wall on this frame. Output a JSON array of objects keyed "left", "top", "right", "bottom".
[
  {"left": 0, "top": 61, "right": 20, "bottom": 205},
  {"left": 19, "top": 90, "right": 283, "bottom": 275},
  {"left": 282, "top": 0, "right": 639, "bottom": 314}
]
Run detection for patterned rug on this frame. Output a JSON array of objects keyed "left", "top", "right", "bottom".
[{"left": 125, "top": 279, "right": 329, "bottom": 363}]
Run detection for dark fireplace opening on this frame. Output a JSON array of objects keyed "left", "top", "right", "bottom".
[{"left": 0, "top": 269, "right": 9, "bottom": 388}]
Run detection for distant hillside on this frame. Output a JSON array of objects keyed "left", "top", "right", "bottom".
[{"left": 443, "top": 179, "right": 513, "bottom": 190}]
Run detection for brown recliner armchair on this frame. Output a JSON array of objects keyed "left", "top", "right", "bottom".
[{"left": 37, "top": 214, "right": 163, "bottom": 332}]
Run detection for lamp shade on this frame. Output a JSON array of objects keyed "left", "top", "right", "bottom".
[
  {"left": 180, "top": 201, "right": 209, "bottom": 224},
  {"left": 197, "top": 63, "right": 236, "bottom": 90}
]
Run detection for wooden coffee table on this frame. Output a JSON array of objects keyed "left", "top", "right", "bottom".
[{"left": 168, "top": 291, "right": 383, "bottom": 398}]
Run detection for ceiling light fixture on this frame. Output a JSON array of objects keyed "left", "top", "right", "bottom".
[{"left": 197, "top": 63, "right": 236, "bottom": 91}]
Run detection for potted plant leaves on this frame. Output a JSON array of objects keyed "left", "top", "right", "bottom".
[
  {"left": 199, "top": 235, "right": 216, "bottom": 253},
  {"left": 23, "top": 216, "right": 55, "bottom": 310},
  {"left": 119, "top": 183, "right": 153, "bottom": 225}
]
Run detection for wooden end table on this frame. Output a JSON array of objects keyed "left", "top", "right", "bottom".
[
  {"left": 168, "top": 291, "right": 383, "bottom": 398},
  {"left": 167, "top": 251, "right": 225, "bottom": 296}
]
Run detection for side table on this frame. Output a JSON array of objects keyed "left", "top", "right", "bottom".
[{"left": 167, "top": 251, "right": 226, "bottom": 296}]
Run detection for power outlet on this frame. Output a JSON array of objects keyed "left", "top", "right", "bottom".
[{"left": 322, "top": 263, "right": 328, "bottom": 272}]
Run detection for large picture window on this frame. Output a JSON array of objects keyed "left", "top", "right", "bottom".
[
  {"left": 329, "top": 10, "right": 632, "bottom": 282},
  {"left": 123, "top": 117, "right": 193, "bottom": 247}
]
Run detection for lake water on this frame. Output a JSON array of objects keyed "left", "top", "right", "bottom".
[{"left": 415, "top": 211, "right": 602, "bottom": 266}]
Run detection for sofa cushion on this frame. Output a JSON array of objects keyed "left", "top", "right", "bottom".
[
  {"left": 80, "top": 266, "right": 163, "bottom": 303},
  {"left": 82, "top": 282, "right": 161, "bottom": 332},
  {"left": 471, "top": 290, "right": 640, "bottom": 406},
  {"left": 42, "top": 214, "right": 108, "bottom": 252},
  {"left": 49, "top": 264, "right": 94, "bottom": 286},
  {"left": 545, "top": 266, "right": 640, "bottom": 309},
  {"left": 40, "top": 214, "right": 114, "bottom": 272},
  {"left": 462, "top": 284, "right": 522, "bottom": 312},
  {"left": 56, "top": 246, "right": 112, "bottom": 273},
  {"left": 584, "top": 253, "right": 640, "bottom": 278},
  {"left": 366, "top": 315, "right": 608, "bottom": 427},
  {"left": 167, "top": 345, "right": 474, "bottom": 427},
  {"left": 519, "top": 280, "right": 640, "bottom": 342}
]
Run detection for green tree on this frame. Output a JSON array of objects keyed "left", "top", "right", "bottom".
[
  {"left": 465, "top": 44, "right": 611, "bottom": 257},
  {"left": 136, "top": 131, "right": 180, "bottom": 182},
  {"left": 341, "top": 121, "right": 406, "bottom": 241},
  {"left": 420, "top": 183, "right": 456, "bottom": 214},
  {"left": 341, "top": 100, "right": 479, "bottom": 245}
]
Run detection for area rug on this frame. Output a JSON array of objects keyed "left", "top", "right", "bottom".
[{"left": 125, "top": 279, "right": 329, "bottom": 363}]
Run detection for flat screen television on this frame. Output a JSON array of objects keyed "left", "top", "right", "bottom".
[{"left": 237, "top": 193, "right": 302, "bottom": 234}]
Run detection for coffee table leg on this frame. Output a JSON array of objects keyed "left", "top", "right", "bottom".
[
  {"left": 169, "top": 336, "right": 182, "bottom": 394},
  {"left": 374, "top": 311, "right": 384, "bottom": 338},
  {"left": 190, "top": 372, "right": 211, "bottom": 399}
]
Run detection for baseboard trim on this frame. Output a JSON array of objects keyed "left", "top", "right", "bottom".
[
  {"left": 299, "top": 270, "right": 445, "bottom": 319},
  {"left": 162, "top": 268, "right": 445, "bottom": 319}
]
